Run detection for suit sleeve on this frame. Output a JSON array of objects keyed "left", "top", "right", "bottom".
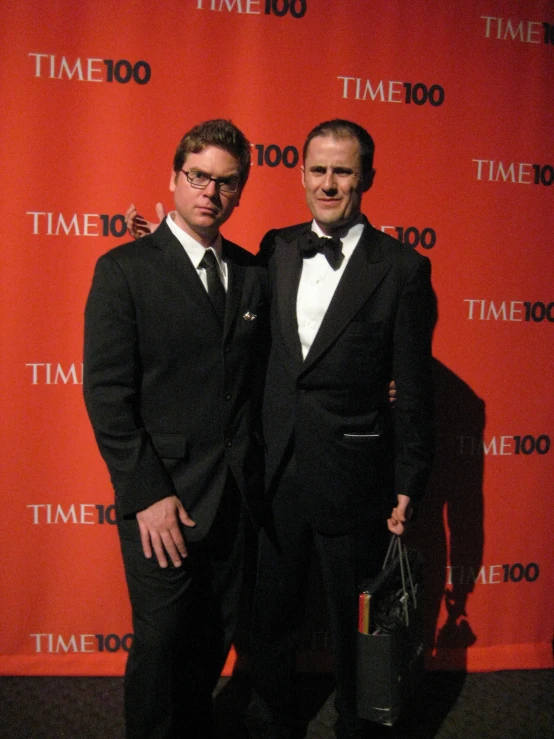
[
  {"left": 255, "top": 229, "right": 278, "bottom": 268},
  {"left": 83, "top": 253, "right": 176, "bottom": 517},
  {"left": 392, "top": 255, "right": 436, "bottom": 502}
]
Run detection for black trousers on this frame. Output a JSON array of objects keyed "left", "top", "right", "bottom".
[
  {"left": 118, "top": 477, "right": 244, "bottom": 739},
  {"left": 249, "top": 465, "right": 388, "bottom": 733}
]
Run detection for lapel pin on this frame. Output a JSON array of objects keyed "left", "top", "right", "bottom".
[{"left": 242, "top": 312, "right": 257, "bottom": 321}]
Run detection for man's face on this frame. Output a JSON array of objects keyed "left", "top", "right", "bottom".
[
  {"left": 301, "top": 135, "right": 374, "bottom": 234},
  {"left": 169, "top": 145, "right": 241, "bottom": 243}
]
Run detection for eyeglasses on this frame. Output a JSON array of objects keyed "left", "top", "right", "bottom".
[{"left": 181, "top": 169, "right": 240, "bottom": 194}]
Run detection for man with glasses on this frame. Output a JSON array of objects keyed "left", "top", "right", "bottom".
[{"left": 83, "top": 119, "right": 268, "bottom": 739}]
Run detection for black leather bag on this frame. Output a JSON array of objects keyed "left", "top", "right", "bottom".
[{"left": 356, "top": 535, "right": 424, "bottom": 726}]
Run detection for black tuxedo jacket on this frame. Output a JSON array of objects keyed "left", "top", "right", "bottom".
[
  {"left": 84, "top": 219, "right": 269, "bottom": 540},
  {"left": 259, "top": 219, "right": 435, "bottom": 535}
]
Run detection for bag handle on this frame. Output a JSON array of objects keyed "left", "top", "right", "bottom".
[{"left": 382, "top": 534, "right": 418, "bottom": 627}]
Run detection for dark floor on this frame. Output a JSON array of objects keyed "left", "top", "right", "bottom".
[{"left": 1, "top": 669, "right": 553, "bottom": 739}]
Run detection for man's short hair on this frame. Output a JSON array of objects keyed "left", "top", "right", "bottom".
[
  {"left": 173, "top": 119, "right": 251, "bottom": 189},
  {"left": 302, "top": 119, "right": 375, "bottom": 179}
]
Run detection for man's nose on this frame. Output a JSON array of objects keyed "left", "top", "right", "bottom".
[
  {"left": 321, "top": 170, "right": 337, "bottom": 191},
  {"left": 203, "top": 179, "right": 220, "bottom": 199}
]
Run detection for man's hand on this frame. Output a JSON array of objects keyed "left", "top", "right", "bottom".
[
  {"left": 125, "top": 202, "right": 166, "bottom": 239},
  {"left": 136, "top": 495, "right": 196, "bottom": 568},
  {"left": 387, "top": 494, "right": 412, "bottom": 536},
  {"left": 388, "top": 380, "right": 397, "bottom": 404}
]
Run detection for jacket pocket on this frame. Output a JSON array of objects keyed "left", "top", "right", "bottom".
[{"left": 343, "top": 432, "right": 382, "bottom": 442}]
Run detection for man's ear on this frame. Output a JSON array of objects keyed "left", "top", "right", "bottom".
[
  {"left": 169, "top": 169, "right": 178, "bottom": 192},
  {"left": 362, "top": 168, "right": 376, "bottom": 192},
  {"left": 301, "top": 165, "right": 306, "bottom": 189}
]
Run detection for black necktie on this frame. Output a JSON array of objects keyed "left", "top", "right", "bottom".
[
  {"left": 297, "top": 231, "right": 344, "bottom": 270},
  {"left": 199, "top": 249, "right": 226, "bottom": 323}
]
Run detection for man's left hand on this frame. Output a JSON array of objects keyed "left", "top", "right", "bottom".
[{"left": 387, "top": 494, "right": 412, "bottom": 535}]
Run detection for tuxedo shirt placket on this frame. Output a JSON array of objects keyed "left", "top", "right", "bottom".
[
  {"left": 296, "top": 254, "right": 331, "bottom": 359},
  {"left": 296, "top": 221, "right": 363, "bottom": 360}
]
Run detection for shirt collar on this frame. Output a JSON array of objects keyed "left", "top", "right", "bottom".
[{"left": 166, "top": 211, "right": 224, "bottom": 269}]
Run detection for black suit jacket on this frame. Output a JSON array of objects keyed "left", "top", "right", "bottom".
[
  {"left": 259, "top": 219, "right": 435, "bottom": 535},
  {"left": 83, "top": 219, "right": 269, "bottom": 541}
]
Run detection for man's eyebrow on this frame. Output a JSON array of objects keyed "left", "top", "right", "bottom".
[
  {"left": 190, "top": 168, "right": 238, "bottom": 179},
  {"left": 308, "top": 165, "right": 355, "bottom": 172}
]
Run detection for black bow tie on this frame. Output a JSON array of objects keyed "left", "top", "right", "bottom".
[{"left": 298, "top": 231, "right": 344, "bottom": 270}]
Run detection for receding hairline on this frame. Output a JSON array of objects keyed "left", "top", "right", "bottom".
[
  {"left": 303, "top": 130, "right": 363, "bottom": 155},
  {"left": 302, "top": 120, "right": 375, "bottom": 175}
]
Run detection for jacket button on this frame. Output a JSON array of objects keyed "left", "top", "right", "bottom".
[
  {"left": 225, "top": 439, "right": 233, "bottom": 448},
  {"left": 224, "top": 392, "right": 231, "bottom": 401}
]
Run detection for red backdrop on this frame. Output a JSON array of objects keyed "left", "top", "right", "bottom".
[{"left": 0, "top": 0, "right": 552, "bottom": 676}]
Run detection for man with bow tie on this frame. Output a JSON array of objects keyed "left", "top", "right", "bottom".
[{"left": 248, "top": 119, "right": 435, "bottom": 739}]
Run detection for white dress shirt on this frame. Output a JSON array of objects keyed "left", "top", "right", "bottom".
[
  {"left": 166, "top": 212, "right": 228, "bottom": 291},
  {"left": 296, "top": 217, "right": 365, "bottom": 359}
]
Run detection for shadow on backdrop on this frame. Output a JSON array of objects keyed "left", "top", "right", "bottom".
[{"left": 401, "top": 358, "right": 485, "bottom": 737}]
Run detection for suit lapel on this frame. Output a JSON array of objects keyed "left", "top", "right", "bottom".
[
  {"left": 153, "top": 221, "right": 239, "bottom": 331},
  {"left": 222, "top": 238, "right": 246, "bottom": 339},
  {"left": 153, "top": 220, "right": 214, "bottom": 310},
  {"left": 274, "top": 230, "right": 307, "bottom": 367},
  {"left": 300, "top": 224, "right": 391, "bottom": 374}
]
